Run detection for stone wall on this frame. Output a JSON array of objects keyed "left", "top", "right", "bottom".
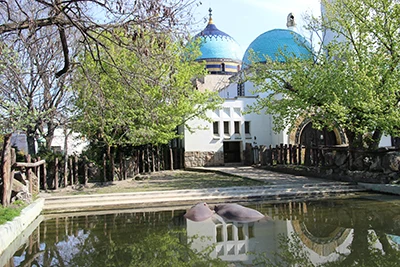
[
  {"left": 261, "top": 148, "right": 400, "bottom": 184},
  {"left": 321, "top": 149, "right": 400, "bottom": 183},
  {"left": 184, "top": 151, "right": 224, "bottom": 167}
]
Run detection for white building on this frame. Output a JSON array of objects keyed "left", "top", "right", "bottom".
[
  {"left": 11, "top": 128, "right": 88, "bottom": 156},
  {"left": 183, "top": 10, "right": 343, "bottom": 167}
]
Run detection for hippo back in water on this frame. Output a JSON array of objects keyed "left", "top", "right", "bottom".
[
  {"left": 214, "top": 203, "right": 265, "bottom": 223},
  {"left": 184, "top": 202, "right": 214, "bottom": 222}
]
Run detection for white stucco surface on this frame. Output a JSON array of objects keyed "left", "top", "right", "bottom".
[{"left": 184, "top": 97, "right": 287, "bottom": 155}]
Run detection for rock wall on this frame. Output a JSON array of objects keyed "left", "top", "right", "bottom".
[
  {"left": 322, "top": 149, "right": 400, "bottom": 183},
  {"left": 184, "top": 151, "right": 224, "bottom": 167},
  {"left": 266, "top": 149, "right": 400, "bottom": 184}
]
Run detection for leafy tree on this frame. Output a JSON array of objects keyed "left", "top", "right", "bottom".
[
  {"left": 246, "top": 0, "right": 400, "bottom": 150},
  {"left": 72, "top": 29, "right": 222, "bottom": 173}
]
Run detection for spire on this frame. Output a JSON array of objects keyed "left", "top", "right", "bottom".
[{"left": 208, "top": 7, "right": 214, "bottom": 25}]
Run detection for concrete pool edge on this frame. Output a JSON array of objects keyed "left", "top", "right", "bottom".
[
  {"left": 0, "top": 198, "right": 44, "bottom": 256},
  {"left": 358, "top": 183, "right": 400, "bottom": 196}
]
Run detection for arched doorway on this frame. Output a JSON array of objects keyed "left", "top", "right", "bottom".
[{"left": 300, "top": 122, "right": 338, "bottom": 147}]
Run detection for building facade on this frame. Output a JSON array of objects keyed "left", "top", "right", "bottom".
[{"left": 184, "top": 10, "right": 316, "bottom": 167}]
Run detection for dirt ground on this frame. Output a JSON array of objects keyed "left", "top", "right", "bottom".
[{"left": 45, "top": 169, "right": 265, "bottom": 196}]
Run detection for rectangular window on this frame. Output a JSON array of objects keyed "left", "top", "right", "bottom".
[
  {"left": 245, "top": 121, "right": 250, "bottom": 134},
  {"left": 237, "top": 82, "right": 245, "bottom": 96},
  {"left": 234, "top": 121, "right": 240, "bottom": 134},
  {"left": 224, "top": 121, "right": 230, "bottom": 135},
  {"left": 213, "top": 122, "right": 219, "bottom": 135}
]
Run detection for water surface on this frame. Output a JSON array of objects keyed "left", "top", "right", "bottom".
[{"left": 5, "top": 195, "right": 400, "bottom": 266}]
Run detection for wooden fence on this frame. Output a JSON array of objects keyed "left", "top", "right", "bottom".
[
  {"left": 30, "top": 146, "right": 184, "bottom": 191},
  {"left": 251, "top": 143, "right": 400, "bottom": 168},
  {"left": 252, "top": 144, "right": 340, "bottom": 166}
]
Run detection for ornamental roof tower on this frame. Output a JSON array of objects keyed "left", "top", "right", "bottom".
[{"left": 194, "top": 8, "right": 243, "bottom": 75}]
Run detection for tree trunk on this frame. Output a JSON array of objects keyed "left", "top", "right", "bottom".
[
  {"left": 1, "top": 133, "right": 12, "bottom": 207},
  {"left": 45, "top": 121, "right": 56, "bottom": 150},
  {"left": 26, "top": 132, "right": 36, "bottom": 156},
  {"left": 109, "top": 146, "right": 114, "bottom": 181},
  {"left": 366, "top": 129, "right": 382, "bottom": 150},
  {"left": 63, "top": 126, "right": 69, "bottom": 187}
]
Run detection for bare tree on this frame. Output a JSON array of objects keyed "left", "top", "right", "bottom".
[
  {"left": 0, "top": 23, "right": 75, "bottom": 154},
  {"left": 0, "top": 0, "right": 199, "bottom": 155},
  {"left": 0, "top": 0, "right": 199, "bottom": 77}
]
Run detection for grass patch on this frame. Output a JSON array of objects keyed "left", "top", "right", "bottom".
[{"left": 0, "top": 200, "right": 27, "bottom": 225}]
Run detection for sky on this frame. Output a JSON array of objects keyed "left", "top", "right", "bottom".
[{"left": 191, "top": 0, "right": 322, "bottom": 53}]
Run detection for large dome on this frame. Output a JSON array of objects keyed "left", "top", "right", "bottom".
[
  {"left": 242, "top": 29, "right": 312, "bottom": 66},
  {"left": 194, "top": 9, "right": 242, "bottom": 75},
  {"left": 195, "top": 23, "right": 243, "bottom": 61}
]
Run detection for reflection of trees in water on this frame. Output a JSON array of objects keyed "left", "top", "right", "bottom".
[
  {"left": 10, "top": 199, "right": 400, "bottom": 267},
  {"left": 253, "top": 231, "right": 400, "bottom": 267},
  {"left": 11, "top": 211, "right": 227, "bottom": 267},
  {"left": 253, "top": 199, "right": 400, "bottom": 267}
]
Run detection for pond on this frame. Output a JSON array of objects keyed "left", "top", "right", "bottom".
[{"left": 3, "top": 195, "right": 400, "bottom": 267}]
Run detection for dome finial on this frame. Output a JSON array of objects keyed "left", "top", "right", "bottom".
[{"left": 208, "top": 8, "right": 214, "bottom": 24}]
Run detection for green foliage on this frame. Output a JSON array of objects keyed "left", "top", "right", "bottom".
[
  {"left": 72, "top": 29, "right": 222, "bottom": 148},
  {"left": 0, "top": 200, "right": 26, "bottom": 225},
  {"left": 247, "top": 0, "right": 400, "bottom": 149},
  {"left": 125, "top": 230, "right": 227, "bottom": 267},
  {"left": 252, "top": 234, "right": 316, "bottom": 267},
  {"left": 253, "top": 232, "right": 400, "bottom": 267}
]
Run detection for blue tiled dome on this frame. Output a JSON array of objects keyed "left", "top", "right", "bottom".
[
  {"left": 243, "top": 29, "right": 312, "bottom": 66},
  {"left": 195, "top": 18, "right": 242, "bottom": 62}
]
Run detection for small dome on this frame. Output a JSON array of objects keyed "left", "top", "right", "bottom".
[
  {"left": 194, "top": 9, "right": 242, "bottom": 62},
  {"left": 242, "top": 29, "right": 312, "bottom": 66}
]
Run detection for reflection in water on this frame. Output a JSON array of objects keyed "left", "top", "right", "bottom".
[{"left": 2, "top": 197, "right": 400, "bottom": 266}]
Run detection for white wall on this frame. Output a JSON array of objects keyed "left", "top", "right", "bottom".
[
  {"left": 51, "top": 128, "right": 88, "bottom": 155},
  {"left": 184, "top": 97, "right": 286, "bottom": 153},
  {"left": 10, "top": 129, "right": 88, "bottom": 156},
  {"left": 219, "top": 79, "right": 259, "bottom": 99}
]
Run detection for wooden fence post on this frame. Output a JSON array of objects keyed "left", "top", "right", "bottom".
[
  {"left": 305, "top": 147, "right": 311, "bottom": 166},
  {"left": 36, "top": 158, "right": 41, "bottom": 190},
  {"left": 289, "top": 144, "right": 293, "bottom": 164},
  {"left": 74, "top": 155, "right": 78, "bottom": 184},
  {"left": 151, "top": 146, "right": 156, "bottom": 172},
  {"left": 298, "top": 145, "right": 302, "bottom": 165},
  {"left": 43, "top": 162, "right": 47, "bottom": 191},
  {"left": 293, "top": 145, "right": 298, "bottom": 165},
  {"left": 84, "top": 157, "right": 88, "bottom": 186},
  {"left": 54, "top": 158, "right": 59, "bottom": 190},
  {"left": 69, "top": 157, "right": 73, "bottom": 185},
  {"left": 26, "top": 154, "right": 32, "bottom": 194},
  {"left": 103, "top": 153, "right": 107, "bottom": 182},
  {"left": 110, "top": 148, "right": 114, "bottom": 181},
  {"left": 170, "top": 147, "right": 174, "bottom": 171},
  {"left": 141, "top": 148, "right": 145, "bottom": 173},
  {"left": 1, "top": 133, "right": 12, "bottom": 206},
  {"left": 64, "top": 155, "right": 68, "bottom": 188},
  {"left": 156, "top": 146, "right": 160, "bottom": 171},
  {"left": 284, "top": 144, "right": 288, "bottom": 165}
]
